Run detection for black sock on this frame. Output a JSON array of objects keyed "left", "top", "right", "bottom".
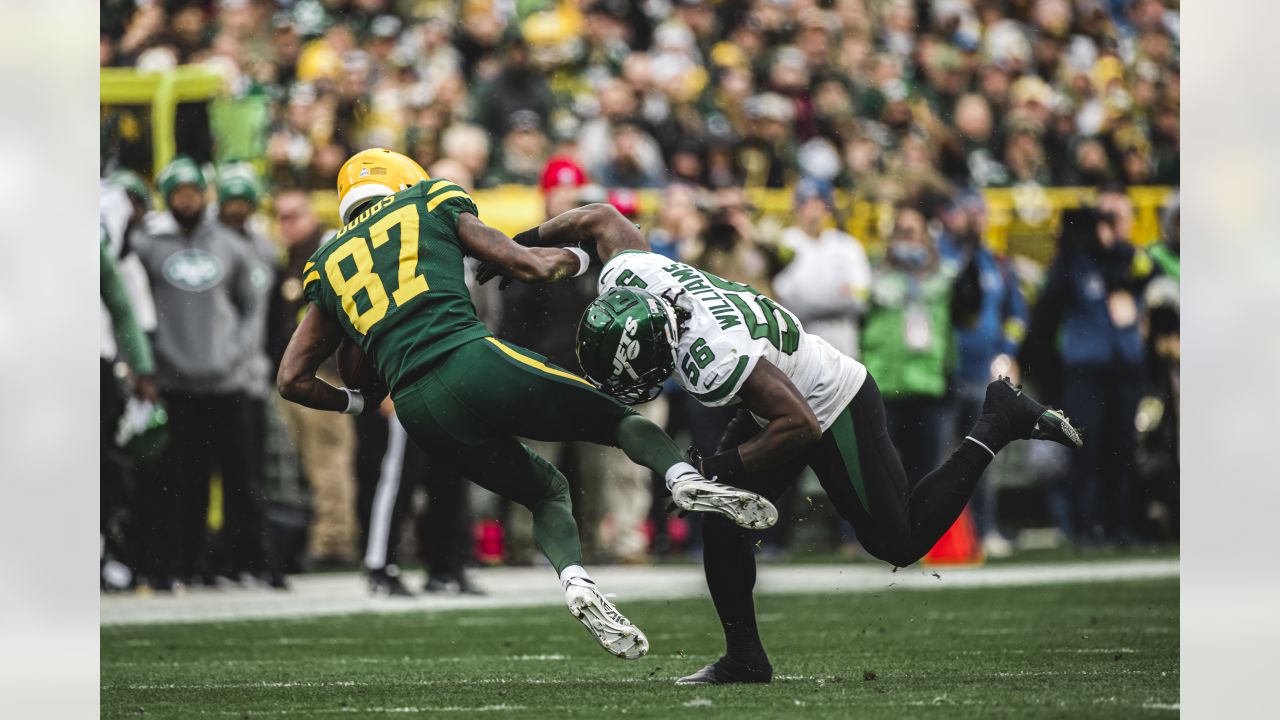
[
  {"left": 724, "top": 619, "right": 767, "bottom": 661},
  {"left": 904, "top": 440, "right": 994, "bottom": 559},
  {"left": 703, "top": 517, "right": 768, "bottom": 661},
  {"left": 967, "top": 416, "right": 1011, "bottom": 456}
]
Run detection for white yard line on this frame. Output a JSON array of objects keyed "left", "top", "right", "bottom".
[{"left": 101, "top": 558, "right": 1177, "bottom": 627}]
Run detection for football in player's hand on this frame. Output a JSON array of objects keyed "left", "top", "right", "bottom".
[{"left": 337, "top": 339, "right": 388, "bottom": 402}]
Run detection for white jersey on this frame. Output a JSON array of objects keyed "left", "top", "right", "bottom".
[{"left": 598, "top": 250, "right": 867, "bottom": 432}]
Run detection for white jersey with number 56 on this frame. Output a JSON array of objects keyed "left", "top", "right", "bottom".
[{"left": 598, "top": 250, "right": 867, "bottom": 432}]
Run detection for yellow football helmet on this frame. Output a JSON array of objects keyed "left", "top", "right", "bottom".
[{"left": 336, "top": 148, "right": 430, "bottom": 224}]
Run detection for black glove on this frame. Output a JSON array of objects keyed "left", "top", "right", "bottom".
[
  {"left": 701, "top": 447, "right": 747, "bottom": 484},
  {"left": 475, "top": 261, "right": 513, "bottom": 290},
  {"left": 685, "top": 445, "right": 705, "bottom": 474}
]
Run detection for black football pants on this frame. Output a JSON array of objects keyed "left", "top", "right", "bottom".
[
  {"left": 138, "top": 391, "right": 274, "bottom": 581},
  {"left": 702, "top": 374, "right": 993, "bottom": 659}
]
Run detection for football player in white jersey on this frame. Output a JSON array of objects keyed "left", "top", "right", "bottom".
[{"left": 479, "top": 203, "right": 1083, "bottom": 684}]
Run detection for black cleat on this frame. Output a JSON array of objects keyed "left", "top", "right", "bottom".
[
  {"left": 368, "top": 566, "right": 414, "bottom": 598},
  {"left": 676, "top": 655, "right": 773, "bottom": 685},
  {"left": 423, "top": 572, "right": 486, "bottom": 596},
  {"left": 423, "top": 576, "right": 454, "bottom": 594},
  {"left": 980, "top": 377, "right": 1083, "bottom": 449},
  {"left": 455, "top": 573, "right": 486, "bottom": 596}
]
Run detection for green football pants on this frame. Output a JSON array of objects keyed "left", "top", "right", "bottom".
[{"left": 391, "top": 336, "right": 682, "bottom": 573}]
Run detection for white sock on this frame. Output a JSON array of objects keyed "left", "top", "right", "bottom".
[
  {"left": 664, "top": 461, "right": 699, "bottom": 490},
  {"left": 559, "top": 564, "right": 592, "bottom": 590}
]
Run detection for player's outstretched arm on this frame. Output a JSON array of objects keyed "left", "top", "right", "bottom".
[
  {"left": 701, "top": 359, "right": 823, "bottom": 482},
  {"left": 458, "top": 212, "right": 587, "bottom": 285},
  {"left": 277, "top": 305, "right": 359, "bottom": 413},
  {"left": 475, "top": 204, "right": 649, "bottom": 287},
  {"left": 527, "top": 203, "right": 649, "bottom": 264}
]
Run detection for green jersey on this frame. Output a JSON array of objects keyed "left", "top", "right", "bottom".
[{"left": 302, "top": 179, "right": 491, "bottom": 393}]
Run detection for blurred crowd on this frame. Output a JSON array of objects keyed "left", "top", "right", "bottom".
[
  {"left": 102, "top": 0, "right": 1179, "bottom": 196},
  {"left": 99, "top": 0, "right": 1180, "bottom": 594}
]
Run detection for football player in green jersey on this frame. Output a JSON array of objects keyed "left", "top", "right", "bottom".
[
  {"left": 276, "top": 149, "right": 779, "bottom": 660},
  {"left": 481, "top": 202, "right": 1083, "bottom": 684}
]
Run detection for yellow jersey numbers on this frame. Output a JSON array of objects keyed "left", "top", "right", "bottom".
[
  {"left": 323, "top": 204, "right": 427, "bottom": 333},
  {"left": 300, "top": 178, "right": 490, "bottom": 395}
]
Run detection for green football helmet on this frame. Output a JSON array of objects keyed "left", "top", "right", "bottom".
[{"left": 576, "top": 287, "right": 680, "bottom": 405}]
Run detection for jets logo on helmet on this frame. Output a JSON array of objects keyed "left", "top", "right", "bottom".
[
  {"left": 577, "top": 287, "right": 680, "bottom": 405},
  {"left": 612, "top": 316, "right": 643, "bottom": 380}
]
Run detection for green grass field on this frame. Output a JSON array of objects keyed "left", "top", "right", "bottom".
[{"left": 101, "top": 576, "right": 1177, "bottom": 719}]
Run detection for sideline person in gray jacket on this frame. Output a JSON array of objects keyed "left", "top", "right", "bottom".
[{"left": 129, "top": 156, "right": 282, "bottom": 591}]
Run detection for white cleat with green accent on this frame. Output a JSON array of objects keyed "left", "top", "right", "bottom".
[
  {"left": 564, "top": 579, "right": 649, "bottom": 660},
  {"left": 670, "top": 474, "right": 779, "bottom": 530}
]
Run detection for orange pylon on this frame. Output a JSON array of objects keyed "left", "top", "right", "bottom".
[{"left": 923, "top": 506, "right": 986, "bottom": 566}]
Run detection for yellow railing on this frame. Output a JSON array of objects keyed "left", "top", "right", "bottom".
[{"left": 304, "top": 185, "right": 1174, "bottom": 258}]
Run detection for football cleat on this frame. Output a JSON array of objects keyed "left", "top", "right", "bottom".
[
  {"left": 368, "top": 566, "right": 414, "bottom": 598},
  {"left": 424, "top": 572, "right": 486, "bottom": 596},
  {"left": 564, "top": 578, "right": 649, "bottom": 659},
  {"left": 676, "top": 655, "right": 773, "bottom": 685},
  {"left": 982, "top": 377, "right": 1083, "bottom": 450},
  {"left": 670, "top": 473, "right": 779, "bottom": 530}
]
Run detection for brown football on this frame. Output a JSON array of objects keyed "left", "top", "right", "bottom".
[{"left": 337, "top": 339, "right": 387, "bottom": 400}]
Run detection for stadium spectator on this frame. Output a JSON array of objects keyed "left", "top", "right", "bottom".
[
  {"left": 1139, "top": 194, "right": 1180, "bottom": 539},
  {"left": 646, "top": 183, "right": 704, "bottom": 263},
  {"left": 440, "top": 123, "right": 491, "bottom": 186},
  {"left": 738, "top": 93, "right": 796, "bottom": 189},
  {"left": 936, "top": 189, "right": 1029, "bottom": 557},
  {"left": 215, "top": 163, "right": 276, "bottom": 388},
  {"left": 579, "top": 78, "right": 643, "bottom": 178},
  {"left": 130, "top": 157, "right": 279, "bottom": 589},
  {"left": 482, "top": 109, "right": 549, "bottom": 187},
  {"left": 268, "top": 190, "right": 359, "bottom": 567},
  {"left": 772, "top": 178, "right": 872, "bottom": 359},
  {"left": 696, "top": 186, "right": 781, "bottom": 298},
  {"left": 214, "top": 164, "right": 282, "bottom": 581},
  {"left": 1032, "top": 198, "right": 1148, "bottom": 546},
  {"left": 597, "top": 121, "right": 668, "bottom": 189},
  {"left": 474, "top": 34, "right": 552, "bottom": 139},
  {"left": 860, "top": 202, "right": 981, "bottom": 485}
]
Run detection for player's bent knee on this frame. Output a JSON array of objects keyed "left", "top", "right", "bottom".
[
  {"left": 607, "top": 410, "right": 645, "bottom": 445},
  {"left": 544, "top": 471, "right": 571, "bottom": 504},
  {"left": 508, "top": 449, "right": 573, "bottom": 511},
  {"left": 514, "top": 467, "right": 571, "bottom": 512}
]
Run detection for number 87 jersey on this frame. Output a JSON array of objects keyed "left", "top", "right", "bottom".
[
  {"left": 302, "top": 179, "right": 492, "bottom": 395},
  {"left": 597, "top": 250, "right": 867, "bottom": 432}
]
